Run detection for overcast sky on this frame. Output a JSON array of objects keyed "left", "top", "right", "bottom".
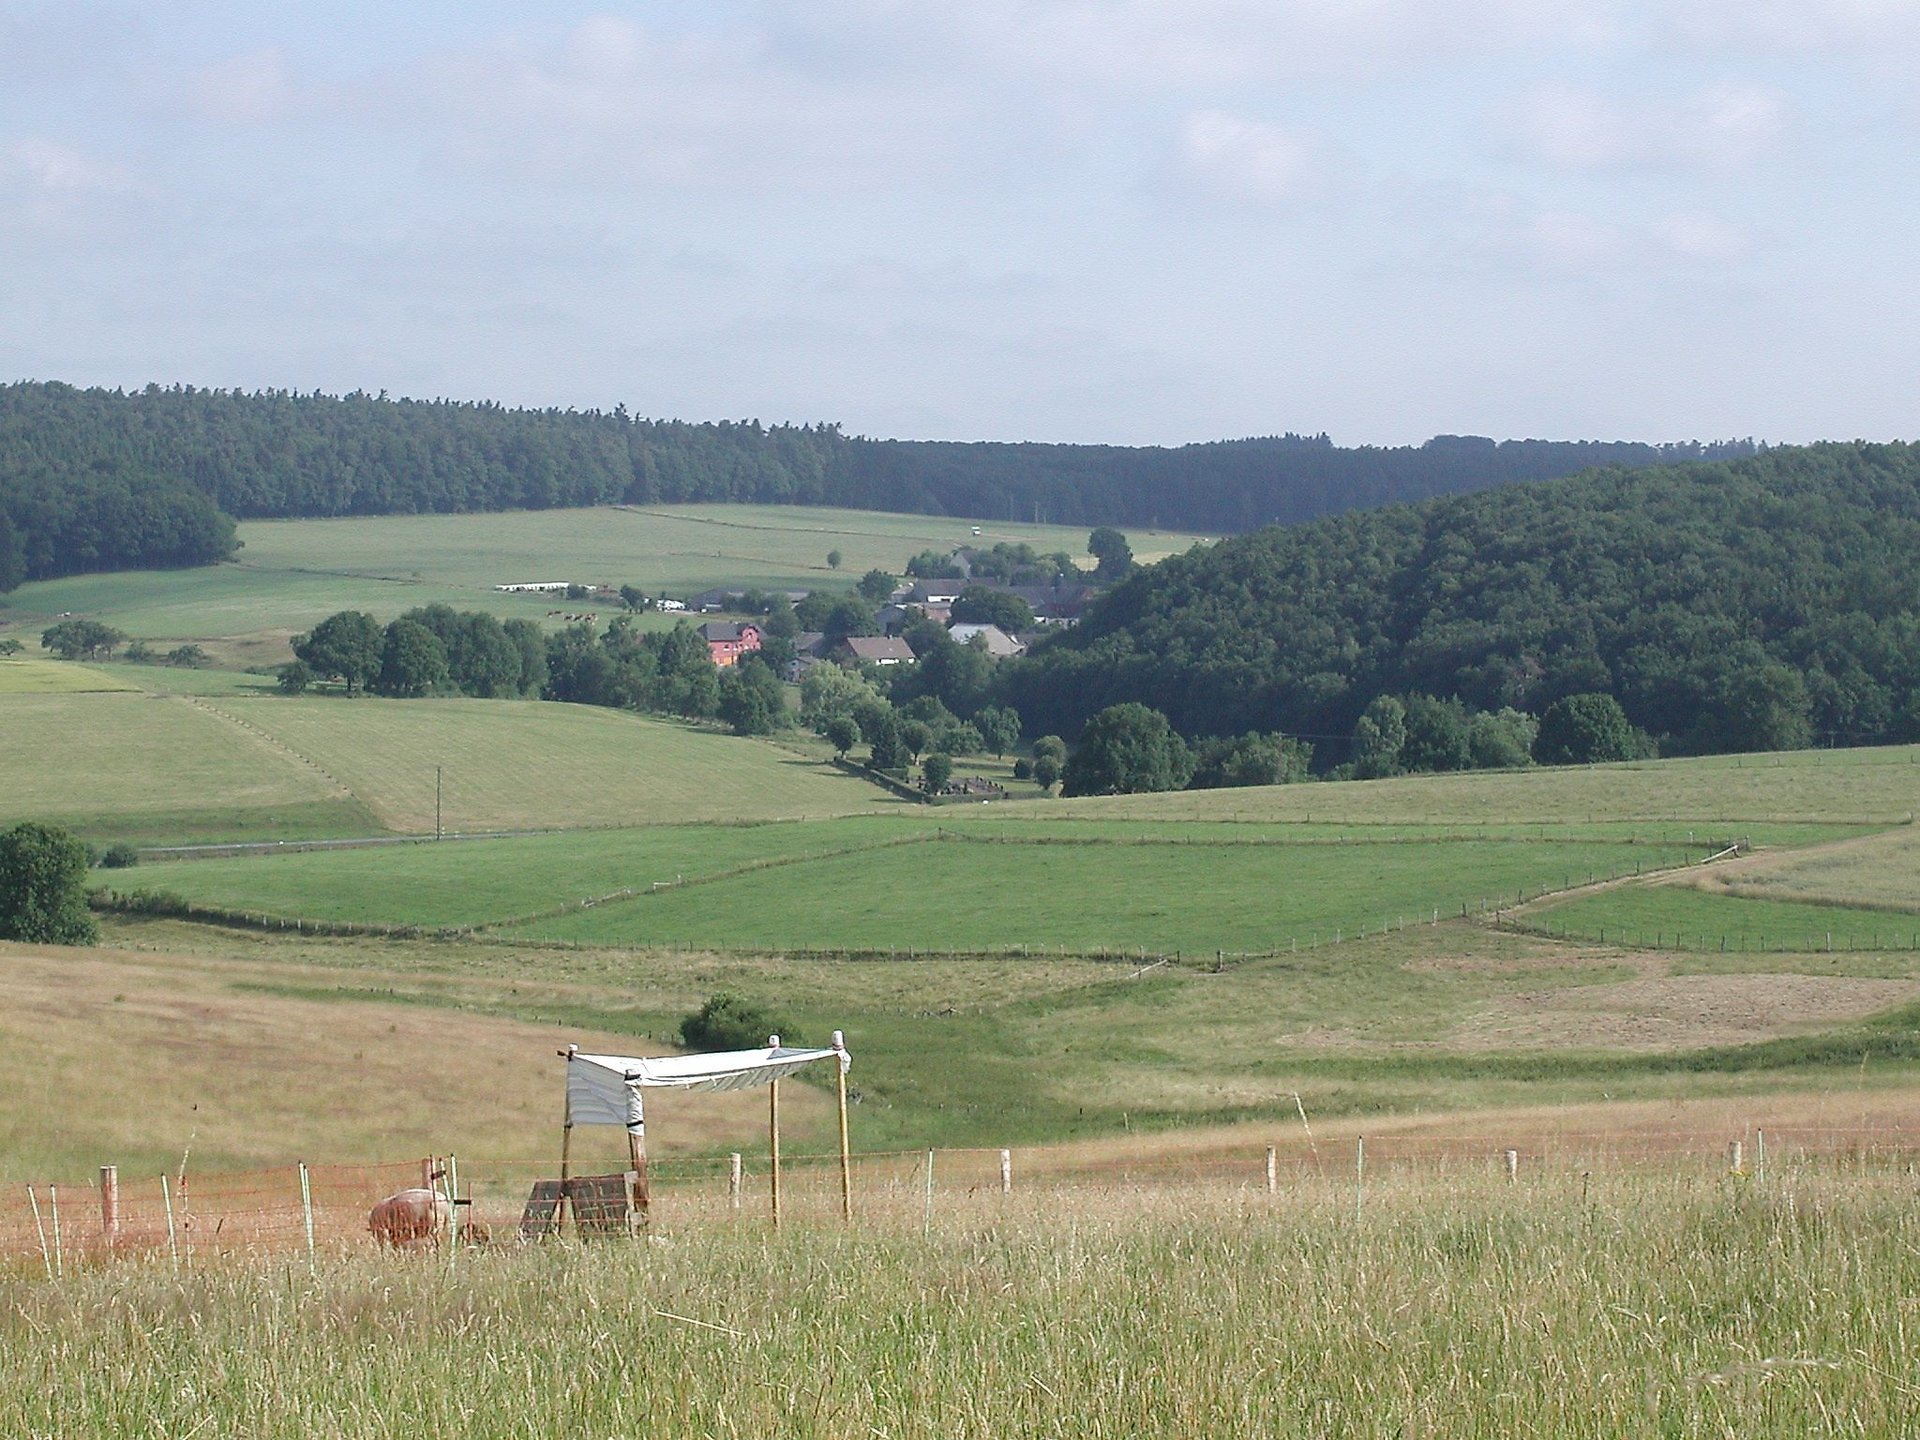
[{"left": 1, "top": 2, "right": 1916, "bottom": 446}]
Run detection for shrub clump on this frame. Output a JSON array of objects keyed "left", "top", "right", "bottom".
[{"left": 680, "top": 992, "right": 798, "bottom": 1052}]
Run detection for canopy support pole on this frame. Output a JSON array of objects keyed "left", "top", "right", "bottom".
[
  {"left": 768, "top": 1033, "right": 782, "bottom": 1230},
  {"left": 626, "top": 1073, "right": 651, "bottom": 1233},
  {"left": 557, "top": 1044, "right": 577, "bottom": 1237},
  {"left": 834, "top": 1030, "right": 853, "bottom": 1223}
]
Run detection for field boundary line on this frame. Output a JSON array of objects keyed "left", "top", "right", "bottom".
[{"left": 476, "top": 833, "right": 942, "bottom": 933}]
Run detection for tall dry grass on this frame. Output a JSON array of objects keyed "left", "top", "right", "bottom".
[{"left": 1, "top": 1164, "right": 1914, "bottom": 1437}]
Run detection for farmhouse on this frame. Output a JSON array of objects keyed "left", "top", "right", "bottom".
[
  {"left": 840, "top": 635, "right": 916, "bottom": 666},
  {"left": 946, "top": 622, "right": 1026, "bottom": 658},
  {"left": 696, "top": 621, "right": 763, "bottom": 667}
]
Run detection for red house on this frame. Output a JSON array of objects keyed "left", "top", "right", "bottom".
[{"left": 696, "top": 621, "right": 762, "bottom": 667}]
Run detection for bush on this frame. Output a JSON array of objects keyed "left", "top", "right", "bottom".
[
  {"left": 0, "top": 821, "right": 97, "bottom": 944},
  {"left": 680, "top": 993, "right": 799, "bottom": 1052},
  {"left": 97, "top": 842, "right": 140, "bottom": 869}
]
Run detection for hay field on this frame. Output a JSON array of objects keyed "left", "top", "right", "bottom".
[
  {"left": 3, "top": 1171, "right": 1918, "bottom": 1438},
  {"left": 0, "top": 939, "right": 832, "bottom": 1178},
  {"left": 0, "top": 688, "right": 896, "bottom": 842},
  {"left": 74, "top": 911, "right": 1920, "bottom": 1154},
  {"left": 1688, "top": 825, "right": 1920, "bottom": 913},
  {"left": 0, "top": 690, "right": 372, "bottom": 843},
  {"left": 214, "top": 695, "right": 901, "bottom": 832}
]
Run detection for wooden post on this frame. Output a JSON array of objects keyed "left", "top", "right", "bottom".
[
  {"left": 299, "top": 1162, "right": 316, "bottom": 1275},
  {"left": 1355, "top": 1136, "right": 1365, "bottom": 1221},
  {"left": 1504, "top": 1148, "right": 1519, "bottom": 1183},
  {"left": 161, "top": 1176, "right": 178, "bottom": 1270},
  {"left": 834, "top": 1030, "right": 853, "bottom": 1223},
  {"left": 1265, "top": 1146, "right": 1277, "bottom": 1195},
  {"left": 1000, "top": 1148, "right": 1012, "bottom": 1195},
  {"left": 27, "top": 1186, "right": 51, "bottom": 1281},
  {"left": 626, "top": 1073, "right": 651, "bottom": 1231},
  {"left": 728, "top": 1153, "right": 743, "bottom": 1211},
  {"left": 1756, "top": 1129, "right": 1766, "bottom": 1180},
  {"left": 445, "top": 1155, "right": 460, "bottom": 1253},
  {"left": 100, "top": 1165, "right": 118, "bottom": 1251},
  {"left": 49, "top": 1184, "right": 62, "bottom": 1278},
  {"left": 557, "top": 1045, "right": 578, "bottom": 1237},
  {"left": 923, "top": 1149, "right": 935, "bottom": 1232},
  {"left": 1729, "top": 1140, "right": 1744, "bottom": 1175},
  {"left": 768, "top": 1034, "right": 782, "bottom": 1230}
]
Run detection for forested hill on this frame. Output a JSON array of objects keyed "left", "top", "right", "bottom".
[
  {"left": 0, "top": 380, "right": 1752, "bottom": 588},
  {"left": 1001, "top": 443, "right": 1920, "bottom": 759}
]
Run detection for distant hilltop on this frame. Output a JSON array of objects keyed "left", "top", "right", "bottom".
[{"left": 0, "top": 379, "right": 1760, "bottom": 588}]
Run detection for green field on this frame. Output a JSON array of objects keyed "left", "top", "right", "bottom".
[
  {"left": 0, "top": 686, "right": 898, "bottom": 843},
  {"left": 508, "top": 834, "right": 1703, "bottom": 954},
  {"left": 0, "top": 504, "right": 1207, "bottom": 655},
  {"left": 0, "top": 690, "right": 375, "bottom": 843},
  {"left": 1032, "top": 745, "right": 1920, "bottom": 828},
  {"left": 0, "top": 656, "right": 139, "bottom": 694},
  {"left": 1531, "top": 880, "right": 1920, "bottom": 953}
]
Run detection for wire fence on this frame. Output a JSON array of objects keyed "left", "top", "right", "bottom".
[{"left": 6, "top": 1125, "right": 1920, "bottom": 1270}]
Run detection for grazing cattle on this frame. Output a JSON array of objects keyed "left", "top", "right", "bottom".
[{"left": 368, "top": 1187, "right": 451, "bottom": 1249}]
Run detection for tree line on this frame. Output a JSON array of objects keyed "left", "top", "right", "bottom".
[
  {"left": 1001, "top": 442, "right": 1920, "bottom": 763},
  {"left": 0, "top": 379, "right": 1754, "bottom": 589}
]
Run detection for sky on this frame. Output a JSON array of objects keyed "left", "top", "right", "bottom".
[{"left": 1, "top": 1, "right": 1917, "bottom": 447}]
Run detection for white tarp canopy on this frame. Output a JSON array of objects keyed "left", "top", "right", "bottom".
[{"left": 567, "top": 1045, "right": 849, "bottom": 1137}]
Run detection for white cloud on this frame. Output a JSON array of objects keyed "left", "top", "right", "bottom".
[
  {"left": 1179, "top": 110, "right": 1320, "bottom": 204},
  {"left": 3, "top": 138, "right": 134, "bottom": 194},
  {"left": 1664, "top": 0, "right": 1920, "bottom": 54},
  {"left": 1654, "top": 210, "right": 1754, "bottom": 264},
  {"left": 179, "top": 48, "right": 311, "bottom": 125},
  {"left": 1508, "top": 80, "right": 1787, "bottom": 171}
]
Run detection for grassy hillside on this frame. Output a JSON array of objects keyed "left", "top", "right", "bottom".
[
  {"left": 0, "top": 690, "right": 373, "bottom": 843},
  {"left": 211, "top": 695, "right": 899, "bottom": 833},
  {"left": 1027, "top": 745, "right": 1920, "bottom": 828},
  {"left": 0, "top": 940, "right": 834, "bottom": 1177},
  {"left": 0, "top": 685, "right": 898, "bottom": 843},
  {"left": 0, "top": 504, "right": 1206, "bottom": 659}
]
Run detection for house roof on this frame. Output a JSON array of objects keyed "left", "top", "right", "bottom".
[
  {"left": 946, "top": 623, "right": 1025, "bottom": 657},
  {"left": 696, "top": 621, "right": 759, "bottom": 643},
  {"left": 842, "top": 635, "right": 917, "bottom": 662}
]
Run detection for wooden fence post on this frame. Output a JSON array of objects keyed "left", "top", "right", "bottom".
[
  {"left": 1265, "top": 1146, "right": 1277, "bottom": 1194},
  {"left": 1000, "top": 1148, "right": 1012, "bottom": 1195},
  {"left": 100, "top": 1165, "right": 118, "bottom": 1251},
  {"left": 728, "top": 1153, "right": 742, "bottom": 1211},
  {"left": 1504, "top": 1148, "right": 1518, "bottom": 1183},
  {"left": 299, "top": 1162, "right": 316, "bottom": 1274},
  {"left": 1729, "top": 1140, "right": 1744, "bottom": 1175}
]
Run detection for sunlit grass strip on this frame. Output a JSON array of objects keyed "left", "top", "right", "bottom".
[
  {"left": 1527, "top": 882, "right": 1920, "bottom": 953},
  {"left": 0, "top": 1171, "right": 1915, "bottom": 1438}
]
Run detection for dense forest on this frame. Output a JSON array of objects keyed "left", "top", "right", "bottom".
[
  {"left": 1000, "top": 443, "right": 1920, "bottom": 761},
  {"left": 0, "top": 380, "right": 1752, "bottom": 587}
]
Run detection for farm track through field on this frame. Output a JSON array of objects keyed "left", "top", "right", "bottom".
[{"left": 175, "top": 695, "right": 373, "bottom": 822}]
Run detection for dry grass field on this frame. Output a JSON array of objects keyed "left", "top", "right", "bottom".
[{"left": 0, "top": 938, "right": 833, "bottom": 1178}]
